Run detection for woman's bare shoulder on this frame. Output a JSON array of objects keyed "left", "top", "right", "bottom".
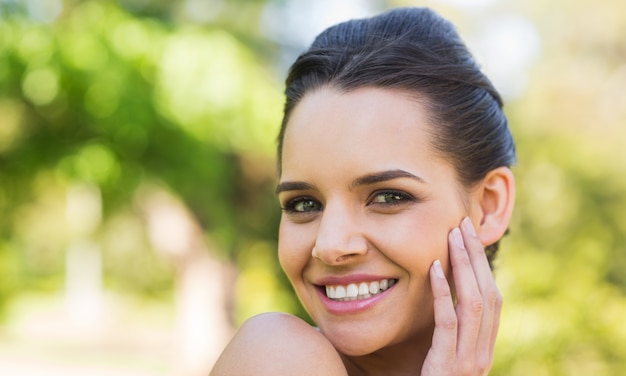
[{"left": 210, "top": 312, "right": 347, "bottom": 376}]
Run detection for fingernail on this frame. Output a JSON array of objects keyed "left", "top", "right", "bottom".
[
  {"left": 433, "top": 259, "right": 445, "bottom": 279},
  {"left": 451, "top": 227, "right": 464, "bottom": 249},
  {"left": 461, "top": 216, "right": 477, "bottom": 237}
]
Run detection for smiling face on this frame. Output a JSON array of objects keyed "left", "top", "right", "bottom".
[{"left": 277, "top": 86, "right": 474, "bottom": 356}]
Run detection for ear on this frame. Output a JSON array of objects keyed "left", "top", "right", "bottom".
[{"left": 474, "top": 167, "right": 516, "bottom": 247}]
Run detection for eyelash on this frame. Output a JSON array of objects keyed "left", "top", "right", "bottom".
[{"left": 280, "top": 190, "right": 417, "bottom": 214}]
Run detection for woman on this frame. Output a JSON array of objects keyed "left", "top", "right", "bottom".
[{"left": 211, "top": 7, "right": 516, "bottom": 375}]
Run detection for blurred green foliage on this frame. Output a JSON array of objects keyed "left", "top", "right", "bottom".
[
  {"left": 0, "top": 0, "right": 286, "bottom": 310},
  {"left": 490, "top": 1, "right": 626, "bottom": 373},
  {"left": 1, "top": 0, "right": 625, "bottom": 374}
]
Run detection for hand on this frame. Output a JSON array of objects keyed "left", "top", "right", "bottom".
[{"left": 421, "top": 217, "right": 502, "bottom": 376}]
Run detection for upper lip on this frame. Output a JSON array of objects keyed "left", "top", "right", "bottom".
[{"left": 313, "top": 273, "right": 396, "bottom": 286}]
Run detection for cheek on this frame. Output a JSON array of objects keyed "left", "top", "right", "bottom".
[
  {"left": 367, "top": 212, "right": 451, "bottom": 273},
  {"left": 277, "top": 221, "right": 311, "bottom": 282}
]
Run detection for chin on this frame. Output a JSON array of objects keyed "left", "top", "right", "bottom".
[
  {"left": 333, "top": 340, "right": 380, "bottom": 357},
  {"left": 321, "top": 326, "right": 389, "bottom": 357}
]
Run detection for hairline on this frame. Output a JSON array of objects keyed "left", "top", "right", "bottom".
[{"left": 278, "top": 83, "right": 468, "bottom": 183}]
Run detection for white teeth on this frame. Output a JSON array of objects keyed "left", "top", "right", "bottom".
[
  {"left": 346, "top": 284, "right": 358, "bottom": 298},
  {"left": 325, "top": 279, "right": 396, "bottom": 301},
  {"left": 358, "top": 283, "right": 369, "bottom": 296},
  {"left": 369, "top": 281, "right": 380, "bottom": 294},
  {"left": 335, "top": 285, "right": 346, "bottom": 299}
]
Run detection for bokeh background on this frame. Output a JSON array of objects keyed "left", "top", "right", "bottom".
[{"left": 0, "top": 0, "right": 625, "bottom": 375}]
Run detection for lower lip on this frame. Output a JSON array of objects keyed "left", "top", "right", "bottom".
[{"left": 316, "top": 285, "right": 395, "bottom": 315}]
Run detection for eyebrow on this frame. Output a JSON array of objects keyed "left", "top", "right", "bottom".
[
  {"left": 275, "top": 181, "right": 316, "bottom": 194},
  {"left": 351, "top": 169, "right": 426, "bottom": 188},
  {"left": 276, "top": 169, "right": 425, "bottom": 194}
]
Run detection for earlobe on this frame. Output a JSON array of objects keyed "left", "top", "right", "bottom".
[{"left": 476, "top": 167, "right": 516, "bottom": 247}]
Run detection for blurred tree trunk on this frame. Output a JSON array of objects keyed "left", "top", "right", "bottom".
[
  {"left": 65, "top": 183, "right": 104, "bottom": 329},
  {"left": 140, "top": 187, "right": 233, "bottom": 376}
]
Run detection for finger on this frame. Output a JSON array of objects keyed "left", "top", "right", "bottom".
[
  {"left": 489, "top": 291, "right": 503, "bottom": 359},
  {"left": 424, "top": 259, "right": 457, "bottom": 371},
  {"left": 449, "top": 226, "right": 482, "bottom": 369},
  {"left": 460, "top": 217, "right": 496, "bottom": 293},
  {"left": 460, "top": 217, "right": 502, "bottom": 372}
]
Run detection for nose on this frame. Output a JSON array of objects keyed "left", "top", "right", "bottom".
[{"left": 313, "top": 202, "right": 368, "bottom": 265}]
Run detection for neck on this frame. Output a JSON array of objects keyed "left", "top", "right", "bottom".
[{"left": 339, "top": 328, "right": 433, "bottom": 376}]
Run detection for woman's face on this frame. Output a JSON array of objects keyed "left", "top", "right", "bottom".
[{"left": 277, "top": 87, "right": 473, "bottom": 356}]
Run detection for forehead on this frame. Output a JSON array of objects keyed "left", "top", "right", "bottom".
[
  {"left": 287, "top": 86, "right": 429, "bottom": 133},
  {"left": 282, "top": 87, "right": 439, "bottom": 174}
]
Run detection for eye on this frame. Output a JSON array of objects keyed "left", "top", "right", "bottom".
[
  {"left": 370, "top": 191, "right": 413, "bottom": 205},
  {"left": 282, "top": 197, "right": 322, "bottom": 213}
]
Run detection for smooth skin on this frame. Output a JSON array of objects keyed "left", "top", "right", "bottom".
[{"left": 211, "top": 87, "right": 515, "bottom": 375}]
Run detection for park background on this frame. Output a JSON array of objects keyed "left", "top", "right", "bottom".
[{"left": 0, "top": 0, "right": 625, "bottom": 375}]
